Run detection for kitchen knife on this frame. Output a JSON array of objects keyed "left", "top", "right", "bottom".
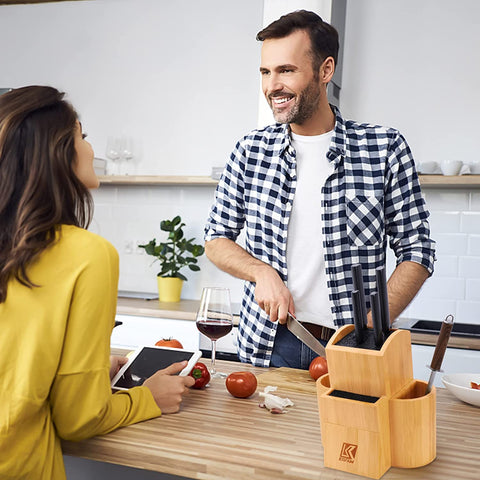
[
  {"left": 286, "top": 313, "right": 327, "bottom": 357},
  {"left": 370, "top": 292, "right": 384, "bottom": 347},
  {"left": 426, "top": 314, "right": 455, "bottom": 393},
  {"left": 352, "top": 264, "right": 368, "bottom": 328},
  {"left": 375, "top": 266, "right": 390, "bottom": 336},
  {"left": 351, "top": 290, "right": 366, "bottom": 344}
]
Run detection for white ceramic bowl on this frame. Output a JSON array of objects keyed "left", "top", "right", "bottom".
[
  {"left": 418, "top": 161, "right": 439, "bottom": 174},
  {"left": 440, "top": 160, "right": 463, "bottom": 176},
  {"left": 442, "top": 373, "right": 480, "bottom": 407}
]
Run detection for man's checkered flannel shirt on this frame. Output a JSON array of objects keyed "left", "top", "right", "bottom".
[{"left": 205, "top": 107, "right": 435, "bottom": 367}]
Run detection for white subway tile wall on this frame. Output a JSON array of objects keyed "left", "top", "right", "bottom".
[
  {"left": 90, "top": 185, "right": 245, "bottom": 304},
  {"left": 91, "top": 186, "right": 480, "bottom": 325}
]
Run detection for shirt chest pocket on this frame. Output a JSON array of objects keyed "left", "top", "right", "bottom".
[{"left": 346, "top": 195, "right": 384, "bottom": 246}]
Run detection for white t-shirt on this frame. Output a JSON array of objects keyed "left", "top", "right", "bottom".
[{"left": 286, "top": 130, "right": 335, "bottom": 328}]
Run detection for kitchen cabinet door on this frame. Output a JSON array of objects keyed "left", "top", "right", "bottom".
[{"left": 111, "top": 314, "right": 199, "bottom": 351}]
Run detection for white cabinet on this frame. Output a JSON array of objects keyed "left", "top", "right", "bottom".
[
  {"left": 411, "top": 344, "right": 480, "bottom": 388},
  {"left": 111, "top": 314, "right": 199, "bottom": 351}
]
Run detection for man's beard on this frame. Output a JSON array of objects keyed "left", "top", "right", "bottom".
[{"left": 270, "top": 79, "right": 321, "bottom": 125}]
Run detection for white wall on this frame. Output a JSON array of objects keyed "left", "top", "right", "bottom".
[
  {"left": 340, "top": 0, "right": 480, "bottom": 323},
  {"left": 2, "top": 0, "right": 480, "bottom": 323},
  {"left": 340, "top": 0, "right": 480, "bottom": 166},
  {"left": 0, "top": 0, "right": 262, "bottom": 175}
]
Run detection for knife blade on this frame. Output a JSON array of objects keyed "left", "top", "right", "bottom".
[{"left": 286, "top": 313, "right": 327, "bottom": 357}]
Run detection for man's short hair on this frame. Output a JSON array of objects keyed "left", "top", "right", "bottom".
[{"left": 256, "top": 10, "right": 339, "bottom": 72}]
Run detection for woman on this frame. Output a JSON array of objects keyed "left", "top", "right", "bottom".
[{"left": 0, "top": 86, "right": 194, "bottom": 479}]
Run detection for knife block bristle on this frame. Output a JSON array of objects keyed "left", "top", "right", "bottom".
[{"left": 316, "top": 325, "right": 436, "bottom": 479}]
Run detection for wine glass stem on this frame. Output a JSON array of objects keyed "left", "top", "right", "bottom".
[{"left": 211, "top": 339, "right": 217, "bottom": 375}]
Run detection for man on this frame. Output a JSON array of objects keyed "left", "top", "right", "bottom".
[{"left": 204, "top": 10, "right": 435, "bottom": 368}]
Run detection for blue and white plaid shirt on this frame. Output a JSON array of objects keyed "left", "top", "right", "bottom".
[{"left": 205, "top": 107, "right": 435, "bottom": 367}]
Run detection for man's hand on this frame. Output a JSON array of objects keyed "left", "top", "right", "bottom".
[
  {"left": 204, "top": 238, "right": 294, "bottom": 323},
  {"left": 143, "top": 361, "right": 195, "bottom": 414},
  {"left": 254, "top": 265, "right": 295, "bottom": 324}
]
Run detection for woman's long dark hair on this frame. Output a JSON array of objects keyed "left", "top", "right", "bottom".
[{"left": 0, "top": 85, "right": 93, "bottom": 302}]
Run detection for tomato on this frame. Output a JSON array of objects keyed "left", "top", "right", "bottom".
[
  {"left": 309, "top": 356, "right": 328, "bottom": 380},
  {"left": 189, "top": 362, "right": 210, "bottom": 389},
  {"left": 471, "top": 381, "right": 480, "bottom": 390},
  {"left": 155, "top": 338, "right": 183, "bottom": 349},
  {"left": 225, "top": 372, "right": 257, "bottom": 398}
]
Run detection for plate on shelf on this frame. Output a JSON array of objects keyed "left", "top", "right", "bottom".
[{"left": 442, "top": 373, "right": 480, "bottom": 407}]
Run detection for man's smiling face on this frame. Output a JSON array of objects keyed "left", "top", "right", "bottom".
[{"left": 260, "top": 29, "right": 322, "bottom": 126}]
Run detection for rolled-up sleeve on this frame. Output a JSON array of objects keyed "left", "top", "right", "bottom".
[
  {"left": 205, "top": 140, "right": 247, "bottom": 242},
  {"left": 384, "top": 132, "right": 436, "bottom": 274}
]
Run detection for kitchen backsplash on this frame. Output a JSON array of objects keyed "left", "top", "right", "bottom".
[{"left": 90, "top": 185, "right": 480, "bottom": 325}]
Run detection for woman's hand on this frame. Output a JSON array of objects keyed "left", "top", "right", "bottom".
[
  {"left": 143, "top": 361, "right": 195, "bottom": 414},
  {"left": 109, "top": 355, "right": 128, "bottom": 381}
]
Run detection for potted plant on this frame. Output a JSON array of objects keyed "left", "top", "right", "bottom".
[{"left": 139, "top": 215, "right": 205, "bottom": 302}]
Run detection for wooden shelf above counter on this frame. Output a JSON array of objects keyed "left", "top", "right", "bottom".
[
  {"left": 98, "top": 175, "right": 218, "bottom": 186},
  {"left": 419, "top": 174, "right": 480, "bottom": 188},
  {"left": 98, "top": 174, "right": 480, "bottom": 188}
]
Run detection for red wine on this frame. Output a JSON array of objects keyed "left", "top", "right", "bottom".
[{"left": 196, "top": 319, "right": 232, "bottom": 340}]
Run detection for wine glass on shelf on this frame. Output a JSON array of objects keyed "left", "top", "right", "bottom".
[
  {"left": 196, "top": 287, "right": 233, "bottom": 378},
  {"left": 105, "top": 136, "right": 120, "bottom": 175},
  {"left": 119, "top": 135, "right": 134, "bottom": 175}
]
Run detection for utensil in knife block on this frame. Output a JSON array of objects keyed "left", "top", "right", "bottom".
[
  {"left": 326, "top": 325, "right": 413, "bottom": 397},
  {"left": 316, "top": 325, "right": 436, "bottom": 479}
]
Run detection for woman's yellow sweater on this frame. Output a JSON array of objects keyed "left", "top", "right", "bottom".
[{"left": 0, "top": 225, "right": 162, "bottom": 479}]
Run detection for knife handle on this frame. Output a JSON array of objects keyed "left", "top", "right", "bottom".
[
  {"left": 430, "top": 314, "right": 454, "bottom": 371},
  {"left": 352, "top": 264, "right": 368, "bottom": 328},
  {"left": 375, "top": 266, "right": 390, "bottom": 335},
  {"left": 370, "top": 292, "right": 384, "bottom": 347},
  {"left": 352, "top": 290, "right": 365, "bottom": 344}
]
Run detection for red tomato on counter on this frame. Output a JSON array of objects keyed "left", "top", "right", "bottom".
[
  {"left": 309, "top": 356, "right": 328, "bottom": 380},
  {"left": 226, "top": 372, "right": 257, "bottom": 398},
  {"left": 189, "top": 362, "right": 211, "bottom": 389},
  {"left": 155, "top": 338, "right": 183, "bottom": 349}
]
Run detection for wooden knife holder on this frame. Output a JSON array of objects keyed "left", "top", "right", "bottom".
[{"left": 316, "top": 325, "right": 436, "bottom": 479}]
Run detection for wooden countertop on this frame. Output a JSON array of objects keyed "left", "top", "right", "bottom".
[
  {"left": 116, "top": 297, "right": 480, "bottom": 350},
  {"left": 62, "top": 360, "right": 480, "bottom": 480}
]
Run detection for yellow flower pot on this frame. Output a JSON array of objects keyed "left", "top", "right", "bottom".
[{"left": 157, "top": 276, "right": 184, "bottom": 303}]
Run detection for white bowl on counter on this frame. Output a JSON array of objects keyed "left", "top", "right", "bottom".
[{"left": 442, "top": 373, "right": 480, "bottom": 407}]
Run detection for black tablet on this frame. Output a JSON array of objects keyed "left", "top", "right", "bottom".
[{"left": 111, "top": 345, "right": 201, "bottom": 390}]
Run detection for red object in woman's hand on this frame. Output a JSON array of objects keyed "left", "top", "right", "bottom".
[{"left": 189, "top": 362, "right": 211, "bottom": 389}]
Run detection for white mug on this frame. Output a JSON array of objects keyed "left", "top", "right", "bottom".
[{"left": 440, "top": 160, "right": 463, "bottom": 176}]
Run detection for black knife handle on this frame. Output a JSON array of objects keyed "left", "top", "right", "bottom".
[
  {"left": 375, "top": 266, "right": 390, "bottom": 335},
  {"left": 352, "top": 264, "right": 368, "bottom": 328},
  {"left": 430, "top": 314, "right": 454, "bottom": 371},
  {"left": 370, "top": 292, "right": 384, "bottom": 347},
  {"left": 352, "top": 290, "right": 365, "bottom": 344}
]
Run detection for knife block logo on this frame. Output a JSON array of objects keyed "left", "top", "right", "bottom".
[{"left": 339, "top": 443, "right": 358, "bottom": 463}]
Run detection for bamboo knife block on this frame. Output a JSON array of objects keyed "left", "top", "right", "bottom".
[{"left": 317, "top": 325, "right": 436, "bottom": 479}]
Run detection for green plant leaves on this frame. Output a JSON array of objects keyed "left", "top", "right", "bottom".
[{"left": 138, "top": 215, "right": 204, "bottom": 281}]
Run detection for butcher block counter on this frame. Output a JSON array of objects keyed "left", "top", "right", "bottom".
[{"left": 62, "top": 360, "right": 480, "bottom": 480}]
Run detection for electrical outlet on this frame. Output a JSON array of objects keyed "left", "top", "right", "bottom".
[{"left": 123, "top": 240, "right": 134, "bottom": 254}]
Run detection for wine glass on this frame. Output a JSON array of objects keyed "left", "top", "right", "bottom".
[
  {"left": 119, "top": 135, "right": 134, "bottom": 175},
  {"left": 196, "top": 287, "right": 233, "bottom": 378},
  {"left": 105, "top": 136, "right": 120, "bottom": 175}
]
